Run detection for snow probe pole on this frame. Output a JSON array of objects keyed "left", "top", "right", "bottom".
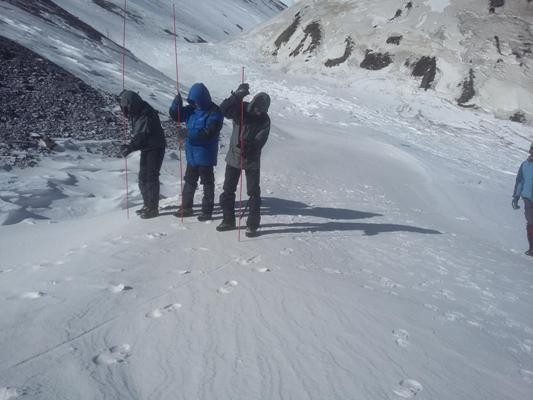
[
  {"left": 122, "top": 0, "right": 130, "bottom": 218},
  {"left": 173, "top": 2, "right": 184, "bottom": 222},
  {"left": 238, "top": 66, "right": 245, "bottom": 241}
]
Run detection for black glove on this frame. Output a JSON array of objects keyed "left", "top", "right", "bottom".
[
  {"left": 177, "top": 126, "right": 188, "bottom": 140},
  {"left": 237, "top": 140, "right": 251, "bottom": 158},
  {"left": 512, "top": 196, "right": 520, "bottom": 210},
  {"left": 120, "top": 144, "right": 133, "bottom": 157},
  {"left": 233, "top": 83, "right": 250, "bottom": 99}
]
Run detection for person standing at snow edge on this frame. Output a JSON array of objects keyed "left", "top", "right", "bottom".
[
  {"left": 119, "top": 90, "right": 166, "bottom": 219},
  {"left": 169, "top": 83, "right": 223, "bottom": 221},
  {"left": 217, "top": 84, "right": 270, "bottom": 236},
  {"left": 512, "top": 143, "right": 533, "bottom": 257}
]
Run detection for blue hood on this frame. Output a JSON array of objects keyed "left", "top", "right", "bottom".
[{"left": 187, "top": 83, "right": 212, "bottom": 110}]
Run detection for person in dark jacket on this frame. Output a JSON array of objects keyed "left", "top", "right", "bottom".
[
  {"left": 217, "top": 83, "right": 270, "bottom": 236},
  {"left": 512, "top": 142, "right": 533, "bottom": 256},
  {"left": 119, "top": 90, "right": 166, "bottom": 219},
  {"left": 169, "top": 83, "right": 223, "bottom": 220}
]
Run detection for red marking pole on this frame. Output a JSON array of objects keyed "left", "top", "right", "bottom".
[
  {"left": 122, "top": 0, "right": 130, "bottom": 218},
  {"left": 172, "top": 3, "right": 184, "bottom": 222},
  {"left": 238, "top": 67, "right": 245, "bottom": 241}
]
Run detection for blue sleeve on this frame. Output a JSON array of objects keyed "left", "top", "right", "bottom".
[
  {"left": 169, "top": 98, "right": 194, "bottom": 122},
  {"left": 514, "top": 162, "right": 525, "bottom": 198}
]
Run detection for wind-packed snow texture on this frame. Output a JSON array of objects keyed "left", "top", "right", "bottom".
[{"left": 0, "top": 1, "right": 532, "bottom": 399}]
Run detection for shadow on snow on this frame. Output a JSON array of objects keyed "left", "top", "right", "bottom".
[{"left": 254, "top": 197, "right": 441, "bottom": 237}]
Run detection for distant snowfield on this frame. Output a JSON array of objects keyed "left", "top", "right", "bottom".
[
  {"left": 425, "top": 0, "right": 451, "bottom": 12},
  {"left": 1, "top": 1, "right": 533, "bottom": 399}
]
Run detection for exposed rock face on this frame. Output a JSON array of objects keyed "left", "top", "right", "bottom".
[
  {"left": 289, "top": 21, "right": 322, "bottom": 59},
  {"left": 360, "top": 50, "right": 392, "bottom": 70},
  {"left": 510, "top": 111, "right": 526, "bottom": 124},
  {"left": 273, "top": 12, "right": 302, "bottom": 56},
  {"left": 386, "top": 35, "right": 403, "bottom": 45},
  {"left": 457, "top": 68, "right": 476, "bottom": 106},
  {"left": 325, "top": 37, "right": 354, "bottom": 67},
  {"left": 411, "top": 56, "right": 437, "bottom": 90}
]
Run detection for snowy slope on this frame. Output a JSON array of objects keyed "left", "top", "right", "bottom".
[
  {"left": 1, "top": 1, "right": 533, "bottom": 400},
  {"left": 250, "top": 0, "right": 533, "bottom": 123}
]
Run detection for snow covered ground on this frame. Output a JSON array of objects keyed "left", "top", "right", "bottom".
[{"left": 1, "top": 1, "right": 533, "bottom": 399}]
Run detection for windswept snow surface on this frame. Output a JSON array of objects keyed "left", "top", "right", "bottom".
[{"left": 1, "top": 2, "right": 533, "bottom": 400}]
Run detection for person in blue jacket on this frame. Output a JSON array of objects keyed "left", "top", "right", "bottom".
[
  {"left": 169, "top": 83, "right": 223, "bottom": 221},
  {"left": 512, "top": 142, "right": 533, "bottom": 256}
]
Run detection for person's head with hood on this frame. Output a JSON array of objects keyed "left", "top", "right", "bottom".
[
  {"left": 186, "top": 83, "right": 213, "bottom": 111},
  {"left": 247, "top": 92, "right": 270, "bottom": 116},
  {"left": 119, "top": 90, "right": 145, "bottom": 118}
]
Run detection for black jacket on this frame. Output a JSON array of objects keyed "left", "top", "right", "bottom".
[{"left": 119, "top": 90, "right": 166, "bottom": 152}]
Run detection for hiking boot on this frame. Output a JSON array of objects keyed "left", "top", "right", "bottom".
[
  {"left": 140, "top": 208, "right": 159, "bottom": 219},
  {"left": 245, "top": 225, "right": 258, "bottom": 237},
  {"left": 197, "top": 213, "right": 212, "bottom": 222},
  {"left": 216, "top": 220, "right": 236, "bottom": 232},
  {"left": 135, "top": 206, "right": 147, "bottom": 215},
  {"left": 173, "top": 207, "right": 193, "bottom": 217},
  {"left": 525, "top": 249, "right": 533, "bottom": 257}
]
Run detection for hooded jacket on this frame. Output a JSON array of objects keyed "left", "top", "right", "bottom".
[
  {"left": 169, "top": 83, "right": 223, "bottom": 167},
  {"left": 220, "top": 92, "right": 270, "bottom": 170},
  {"left": 514, "top": 157, "right": 533, "bottom": 201},
  {"left": 119, "top": 90, "right": 166, "bottom": 152}
]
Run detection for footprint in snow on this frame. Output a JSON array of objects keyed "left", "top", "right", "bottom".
[
  {"left": 255, "top": 267, "right": 271, "bottom": 273},
  {"left": 31, "top": 261, "right": 52, "bottom": 271},
  {"left": 20, "top": 291, "right": 46, "bottom": 299},
  {"left": 109, "top": 284, "right": 133, "bottom": 293},
  {"left": 234, "top": 255, "right": 261, "bottom": 266},
  {"left": 443, "top": 311, "right": 464, "bottom": 322},
  {"left": 146, "top": 232, "right": 167, "bottom": 239},
  {"left": 178, "top": 270, "right": 191, "bottom": 275},
  {"left": 185, "top": 247, "right": 209, "bottom": 253},
  {"left": 433, "top": 289, "right": 455, "bottom": 301},
  {"left": 92, "top": 344, "right": 131, "bottom": 365},
  {"left": 322, "top": 267, "right": 341, "bottom": 274},
  {"left": 393, "top": 329, "right": 410, "bottom": 348},
  {"left": 146, "top": 303, "right": 182, "bottom": 318},
  {"left": 279, "top": 247, "right": 293, "bottom": 256},
  {"left": 218, "top": 280, "right": 238, "bottom": 294},
  {"left": 393, "top": 379, "right": 423, "bottom": 398},
  {"left": 0, "top": 387, "right": 21, "bottom": 399},
  {"left": 520, "top": 369, "right": 533, "bottom": 383},
  {"left": 0, "top": 268, "right": 13, "bottom": 274}
]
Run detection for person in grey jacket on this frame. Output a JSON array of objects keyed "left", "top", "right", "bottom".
[
  {"left": 512, "top": 142, "right": 533, "bottom": 256},
  {"left": 217, "top": 84, "right": 270, "bottom": 236},
  {"left": 119, "top": 90, "right": 166, "bottom": 219}
]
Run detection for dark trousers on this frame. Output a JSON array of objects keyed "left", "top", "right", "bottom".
[
  {"left": 139, "top": 148, "right": 165, "bottom": 210},
  {"left": 524, "top": 198, "right": 533, "bottom": 250},
  {"left": 182, "top": 164, "right": 215, "bottom": 215},
  {"left": 219, "top": 165, "right": 261, "bottom": 228}
]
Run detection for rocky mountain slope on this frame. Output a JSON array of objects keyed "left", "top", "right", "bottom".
[{"left": 253, "top": 0, "right": 533, "bottom": 123}]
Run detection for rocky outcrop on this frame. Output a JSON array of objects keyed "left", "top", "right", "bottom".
[
  {"left": 457, "top": 68, "right": 476, "bottom": 107},
  {"left": 289, "top": 21, "right": 322, "bottom": 58},
  {"left": 360, "top": 50, "right": 392, "bottom": 70},
  {"left": 273, "top": 12, "right": 302, "bottom": 56},
  {"left": 411, "top": 56, "right": 437, "bottom": 90},
  {"left": 325, "top": 37, "right": 354, "bottom": 67}
]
